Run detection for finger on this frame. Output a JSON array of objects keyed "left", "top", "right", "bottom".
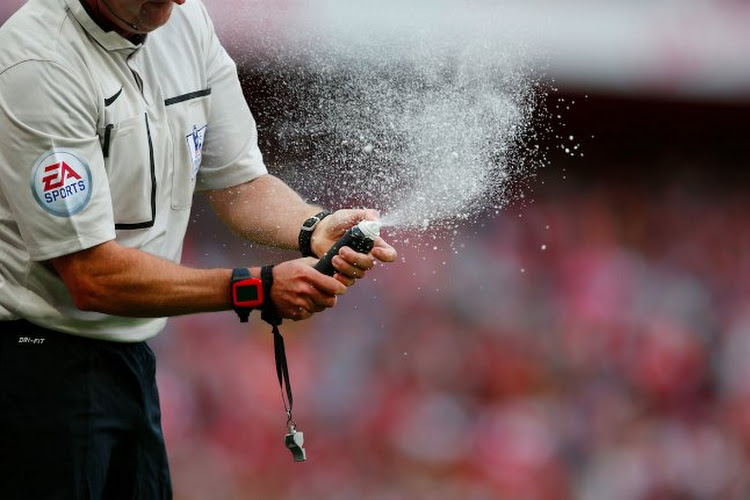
[
  {"left": 306, "top": 270, "right": 347, "bottom": 296},
  {"left": 336, "top": 248, "right": 376, "bottom": 270},
  {"left": 331, "top": 256, "right": 369, "bottom": 279},
  {"left": 372, "top": 239, "right": 398, "bottom": 262},
  {"left": 343, "top": 208, "right": 379, "bottom": 226},
  {"left": 308, "top": 302, "right": 326, "bottom": 313},
  {"left": 292, "top": 306, "right": 310, "bottom": 321},
  {"left": 308, "top": 290, "right": 338, "bottom": 310},
  {"left": 299, "top": 279, "right": 338, "bottom": 309},
  {"left": 362, "top": 208, "right": 380, "bottom": 221},
  {"left": 335, "top": 274, "right": 356, "bottom": 287},
  {"left": 296, "top": 293, "right": 336, "bottom": 318}
]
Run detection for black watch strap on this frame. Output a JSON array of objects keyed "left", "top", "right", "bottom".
[
  {"left": 298, "top": 210, "right": 331, "bottom": 258},
  {"left": 260, "top": 265, "right": 282, "bottom": 326}
]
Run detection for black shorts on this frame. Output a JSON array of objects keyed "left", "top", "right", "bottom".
[{"left": 0, "top": 321, "right": 172, "bottom": 500}]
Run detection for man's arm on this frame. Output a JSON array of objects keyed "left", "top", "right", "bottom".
[
  {"left": 50, "top": 173, "right": 396, "bottom": 320},
  {"left": 205, "top": 174, "right": 398, "bottom": 280},
  {"left": 204, "top": 174, "right": 321, "bottom": 250},
  {"left": 50, "top": 241, "right": 346, "bottom": 319}
]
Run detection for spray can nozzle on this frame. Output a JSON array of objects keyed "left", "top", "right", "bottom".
[{"left": 354, "top": 220, "right": 381, "bottom": 240}]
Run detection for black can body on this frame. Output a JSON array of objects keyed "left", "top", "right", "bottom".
[{"left": 314, "top": 225, "right": 375, "bottom": 276}]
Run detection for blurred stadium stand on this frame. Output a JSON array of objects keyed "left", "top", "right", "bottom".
[{"left": 3, "top": 1, "right": 750, "bottom": 498}]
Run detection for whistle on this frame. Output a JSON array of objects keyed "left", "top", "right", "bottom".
[{"left": 284, "top": 427, "right": 307, "bottom": 462}]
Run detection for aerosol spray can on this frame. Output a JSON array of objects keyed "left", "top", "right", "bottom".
[{"left": 314, "top": 220, "right": 381, "bottom": 276}]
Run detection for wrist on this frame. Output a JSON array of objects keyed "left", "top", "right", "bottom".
[
  {"left": 260, "top": 265, "right": 282, "bottom": 326},
  {"left": 298, "top": 210, "right": 331, "bottom": 258},
  {"left": 230, "top": 267, "right": 263, "bottom": 323}
]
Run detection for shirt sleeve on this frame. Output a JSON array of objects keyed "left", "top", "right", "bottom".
[
  {"left": 193, "top": 1, "right": 267, "bottom": 192},
  {"left": 0, "top": 60, "right": 116, "bottom": 261}
]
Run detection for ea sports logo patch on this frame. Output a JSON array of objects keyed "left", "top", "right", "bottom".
[{"left": 30, "top": 149, "right": 93, "bottom": 217}]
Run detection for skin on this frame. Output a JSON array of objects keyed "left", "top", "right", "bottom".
[
  {"left": 87, "top": 0, "right": 187, "bottom": 37},
  {"left": 53, "top": 3, "right": 398, "bottom": 322},
  {"left": 52, "top": 176, "right": 397, "bottom": 320}
]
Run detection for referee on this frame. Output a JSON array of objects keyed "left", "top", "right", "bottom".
[{"left": 0, "top": 0, "right": 396, "bottom": 498}]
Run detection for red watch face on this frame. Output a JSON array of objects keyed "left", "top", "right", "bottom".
[{"left": 232, "top": 278, "right": 263, "bottom": 308}]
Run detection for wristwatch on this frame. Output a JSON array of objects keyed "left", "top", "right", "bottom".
[
  {"left": 298, "top": 210, "right": 331, "bottom": 258},
  {"left": 231, "top": 268, "right": 263, "bottom": 323}
]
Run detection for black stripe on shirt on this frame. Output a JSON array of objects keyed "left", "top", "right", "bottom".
[
  {"left": 114, "top": 113, "right": 157, "bottom": 231},
  {"left": 164, "top": 88, "right": 212, "bottom": 106}
]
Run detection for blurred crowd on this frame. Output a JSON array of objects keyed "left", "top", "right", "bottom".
[
  {"left": 152, "top": 179, "right": 750, "bottom": 500},
  {"left": 3, "top": 3, "right": 748, "bottom": 499}
]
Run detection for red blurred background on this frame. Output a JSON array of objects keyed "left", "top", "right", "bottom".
[{"left": 3, "top": 1, "right": 750, "bottom": 498}]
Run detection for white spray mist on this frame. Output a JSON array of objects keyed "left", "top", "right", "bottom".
[{"left": 222, "top": 0, "right": 550, "bottom": 242}]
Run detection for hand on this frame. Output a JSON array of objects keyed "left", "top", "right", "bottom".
[
  {"left": 312, "top": 209, "right": 398, "bottom": 286},
  {"left": 269, "top": 258, "right": 347, "bottom": 321}
]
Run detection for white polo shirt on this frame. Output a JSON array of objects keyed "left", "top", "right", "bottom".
[{"left": 0, "top": 0, "right": 267, "bottom": 341}]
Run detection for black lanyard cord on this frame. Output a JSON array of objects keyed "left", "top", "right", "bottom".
[
  {"left": 272, "top": 323, "right": 294, "bottom": 422},
  {"left": 261, "top": 265, "right": 294, "bottom": 423},
  {"left": 261, "top": 265, "right": 307, "bottom": 461}
]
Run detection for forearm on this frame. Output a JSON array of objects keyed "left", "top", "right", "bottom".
[
  {"left": 51, "top": 241, "right": 238, "bottom": 317},
  {"left": 205, "top": 174, "right": 322, "bottom": 250}
]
